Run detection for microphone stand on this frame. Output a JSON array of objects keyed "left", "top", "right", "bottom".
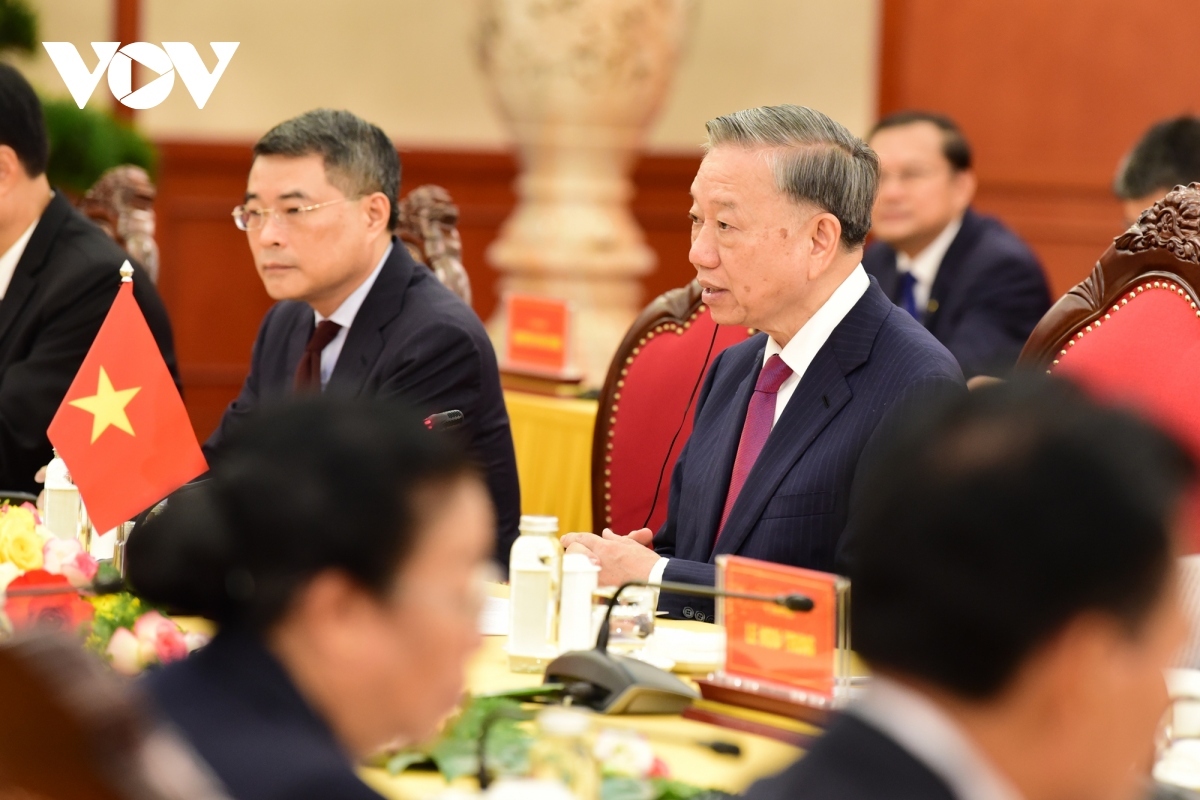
[{"left": 542, "top": 579, "right": 813, "bottom": 715}]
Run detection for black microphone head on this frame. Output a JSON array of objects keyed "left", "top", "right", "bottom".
[{"left": 782, "top": 594, "right": 815, "bottom": 612}]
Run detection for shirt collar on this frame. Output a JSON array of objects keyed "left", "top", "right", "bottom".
[
  {"left": 851, "top": 676, "right": 1025, "bottom": 800},
  {"left": 0, "top": 218, "right": 39, "bottom": 298},
  {"left": 895, "top": 215, "right": 963, "bottom": 288},
  {"left": 314, "top": 241, "right": 392, "bottom": 328},
  {"left": 764, "top": 263, "right": 870, "bottom": 371}
]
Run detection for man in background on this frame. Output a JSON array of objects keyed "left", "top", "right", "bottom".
[
  {"left": 865, "top": 112, "right": 1051, "bottom": 379},
  {"left": 563, "top": 105, "right": 963, "bottom": 620},
  {"left": 747, "top": 379, "right": 1192, "bottom": 800},
  {"left": 204, "top": 109, "right": 521, "bottom": 561},
  {"left": 0, "top": 64, "right": 176, "bottom": 495},
  {"left": 1115, "top": 116, "right": 1200, "bottom": 226}
]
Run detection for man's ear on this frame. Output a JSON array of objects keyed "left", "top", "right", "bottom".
[
  {"left": 0, "top": 146, "right": 22, "bottom": 195},
  {"left": 806, "top": 211, "right": 844, "bottom": 280},
  {"left": 951, "top": 168, "right": 977, "bottom": 213},
  {"left": 364, "top": 192, "right": 392, "bottom": 237}
]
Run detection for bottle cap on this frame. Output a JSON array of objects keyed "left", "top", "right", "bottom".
[
  {"left": 562, "top": 552, "right": 599, "bottom": 573},
  {"left": 519, "top": 515, "right": 559, "bottom": 535}
]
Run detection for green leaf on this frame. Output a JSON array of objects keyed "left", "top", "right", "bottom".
[
  {"left": 0, "top": 0, "right": 37, "bottom": 55},
  {"left": 384, "top": 751, "right": 431, "bottom": 775}
]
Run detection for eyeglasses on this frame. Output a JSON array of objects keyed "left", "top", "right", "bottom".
[{"left": 231, "top": 197, "right": 353, "bottom": 231}]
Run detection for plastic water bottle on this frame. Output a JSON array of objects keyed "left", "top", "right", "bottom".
[
  {"left": 41, "top": 451, "right": 81, "bottom": 541},
  {"left": 558, "top": 551, "right": 599, "bottom": 652},
  {"left": 508, "top": 515, "right": 562, "bottom": 672}
]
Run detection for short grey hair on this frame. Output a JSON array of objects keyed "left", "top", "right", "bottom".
[
  {"left": 705, "top": 105, "right": 880, "bottom": 247},
  {"left": 254, "top": 109, "right": 401, "bottom": 230}
]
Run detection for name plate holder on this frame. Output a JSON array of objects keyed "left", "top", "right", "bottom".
[
  {"left": 499, "top": 294, "right": 583, "bottom": 396},
  {"left": 697, "top": 555, "right": 854, "bottom": 726}
]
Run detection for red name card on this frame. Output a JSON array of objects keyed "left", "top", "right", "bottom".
[
  {"left": 716, "top": 555, "right": 850, "bottom": 700},
  {"left": 505, "top": 294, "right": 571, "bottom": 376}
]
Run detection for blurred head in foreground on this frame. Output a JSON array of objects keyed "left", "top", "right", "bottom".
[
  {"left": 0, "top": 633, "right": 227, "bottom": 799},
  {"left": 852, "top": 378, "right": 1192, "bottom": 800},
  {"left": 127, "top": 398, "right": 491, "bottom": 790},
  {"left": 1115, "top": 116, "right": 1200, "bottom": 227}
]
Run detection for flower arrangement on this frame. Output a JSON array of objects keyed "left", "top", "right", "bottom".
[{"left": 0, "top": 501, "right": 206, "bottom": 674}]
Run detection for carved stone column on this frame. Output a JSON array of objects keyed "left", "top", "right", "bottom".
[{"left": 477, "top": 0, "right": 693, "bottom": 386}]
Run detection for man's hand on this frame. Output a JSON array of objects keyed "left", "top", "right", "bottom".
[{"left": 560, "top": 528, "right": 658, "bottom": 587}]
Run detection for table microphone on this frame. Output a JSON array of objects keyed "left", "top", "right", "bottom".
[
  {"left": 543, "top": 579, "right": 814, "bottom": 715},
  {"left": 423, "top": 409, "right": 464, "bottom": 431}
]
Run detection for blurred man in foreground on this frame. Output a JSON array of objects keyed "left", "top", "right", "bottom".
[
  {"left": 130, "top": 398, "right": 491, "bottom": 800},
  {"left": 865, "top": 112, "right": 1050, "bottom": 378},
  {"left": 1115, "top": 116, "right": 1200, "bottom": 226},
  {"left": 747, "top": 378, "right": 1192, "bottom": 800},
  {"left": 0, "top": 64, "right": 176, "bottom": 494},
  {"left": 563, "top": 105, "right": 963, "bottom": 620},
  {"left": 204, "top": 109, "right": 520, "bottom": 561}
]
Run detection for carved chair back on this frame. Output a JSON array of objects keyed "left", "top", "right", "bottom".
[
  {"left": 396, "top": 184, "right": 473, "bottom": 306},
  {"left": 592, "top": 281, "right": 753, "bottom": 535},
  {"left": 79, "top": 165, "right": 159, "bottom": 283}
]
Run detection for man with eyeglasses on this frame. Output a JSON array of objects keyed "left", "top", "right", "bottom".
[
  {"left": 864, "top": 112, "right": 1051, "bottom": 379},
  {"left": 205, "top": 109, "right": 521, "bottom": 562}
]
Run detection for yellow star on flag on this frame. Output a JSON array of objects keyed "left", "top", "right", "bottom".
[{"left": 69, "top": 366, "right": 141, "bottom": 444}]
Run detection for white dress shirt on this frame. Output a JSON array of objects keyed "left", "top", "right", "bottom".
[
  {"left": 895, "top": 216, "right": 962, "bottom": 313},
  {"left": 312, "top": 243, "right": 391, "bottom": 388},
  {"left": 0, "top": 219, "right": 38, "bottom": 299},
  {"left": 851, "top": 677, "right": 1024, "bottom": 800},
  {"left": 647, "top": 265, "right": 871, "bottom": 584}
]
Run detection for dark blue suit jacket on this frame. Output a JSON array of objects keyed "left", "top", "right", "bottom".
[
  {"left": 654, "top": 281, "right": 963, "bottom": 620},
  {"left": 744, "top": 712, "right": 957, "bottom": 800},
  {"left": 144, "top": 630, "right": 383, "bottom": 800},
  {"left": 204, "top": 240, "right": 521, "bottom": 561},
  {"left": 863, "top": 208, "right": 1051, "bottom": 379}
]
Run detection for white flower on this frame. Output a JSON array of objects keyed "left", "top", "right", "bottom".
[
  {"left": 593, "top": 728, "right": 655, "bottom": 778},
  {"left": 0, "top": 562, "right": 20, "bottom": 592},
  {"left": 106, "top": 627, "right": 143, "bottom": 675}
]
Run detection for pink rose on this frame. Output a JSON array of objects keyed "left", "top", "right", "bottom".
[
  {"left": 61, "top": 551, "right": 98, "bottom": 588},
  {"left": 133, "top": 611, "right": 188, "bottom": 665},
  {"left": 106, "top": 627, "right": 142, "bottom": 675}
]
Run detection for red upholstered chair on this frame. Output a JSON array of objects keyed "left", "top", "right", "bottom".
[
  {"left": 1020, "top": 184, "right": 1200, "bottom": 548},
  {"left": 592, "top": 281, "right": 753, "bottom": 535}
]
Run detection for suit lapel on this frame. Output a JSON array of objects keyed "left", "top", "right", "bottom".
[
  {"left": 712, "top": 348, "right": 850, "bottom": 558},
  {"left": 925, "top": 209, "right": 981, "bottom": 329},
  {"left": 711, "top": 282, "right": 892, "bottom": 559},
  {"left": 687, "top": 347, "right": 762, "bottom": 560},
  {"left": 327, "top": 240, "right": 414, "bottom": 396},
  {"left": 0, "top": 193, "right": 71, "bottom": 346}
]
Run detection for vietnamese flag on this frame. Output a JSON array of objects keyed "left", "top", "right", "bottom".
[{"left": 47, "top": 265, "right": 207, "bottom": 532}]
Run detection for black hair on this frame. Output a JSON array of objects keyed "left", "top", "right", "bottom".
[
  {"left": 126, "top": 397, "right": 476, "bottom": 630},
  {"left": 850, "top": 377, "right": 1194, "bottom": 700},
  {"left": 254, "top": 108, "right": 401, "bottom": 230},
  {"left": 0, "top": 64, "right": 48, "bottom": 177},
  {"left": 1114, "top": 116, "right": 1200, "bottom": 200},
  {"left": 871, "top": 110, "right": 972, "bottom": 172}
]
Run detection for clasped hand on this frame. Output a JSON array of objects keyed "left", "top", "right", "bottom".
[{"left": 560, "top": 527, "right": 658, "bottom": 587}]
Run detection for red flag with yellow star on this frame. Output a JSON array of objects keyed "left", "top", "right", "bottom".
[{"left": 47, "top": 270, "right": 206, "bottom": 532}]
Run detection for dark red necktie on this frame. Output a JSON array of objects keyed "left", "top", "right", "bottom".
[
  {"left": 293, "top": 320, "right": 342, "bottom": 391},
  {"left": 714, "top": 354, "right": 794, "bottom": 549}
]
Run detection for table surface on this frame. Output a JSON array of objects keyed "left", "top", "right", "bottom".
[{"left": 361, "top": 624, "right": 804, "bottom": 798}]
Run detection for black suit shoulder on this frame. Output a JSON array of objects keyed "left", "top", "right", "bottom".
[
  {"left": 745, "top": 713, "right": 957, "bottom": 800},
  {"left": 0, "top": 193, "right": 176, "bottom": 493},
  {"left": 145, "top": 632, "right": 384, "bottom": 800}
]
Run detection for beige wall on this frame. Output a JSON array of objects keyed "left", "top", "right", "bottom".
[{"left": 13, "top": 0, "right": 878, "bottom": 148}]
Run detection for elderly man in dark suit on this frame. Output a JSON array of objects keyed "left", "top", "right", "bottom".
[
  {"left": 746, "top": 380, "right": 1191, "bottom": 800},
  {"left": 864, "top": 112, "right": 1051, "bottom": 379},
  {"left": 0, "top": 65, "right": 176, "bottom": 495},
  {"left": 204, "top": 109, "right": 520, "bottom": 560},
  {"left": 563, "top": 105, "right": 964, "bottom": 620}
]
